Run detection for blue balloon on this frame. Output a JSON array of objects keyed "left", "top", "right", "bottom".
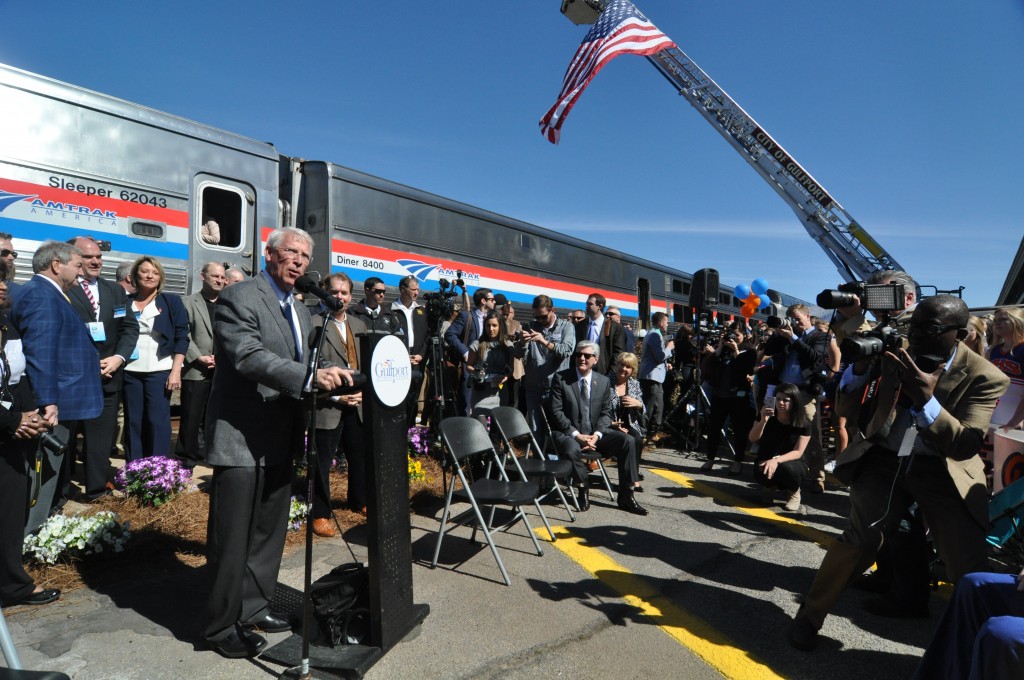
[
  {"left": 751, "top": 278, "right": 769, "bottom": 296},
  {"left": 734, "top": 283, "right": 751, "bottom": 300},
  {"left": 759, "top": 294, "right": 771, "bottom": 309}
]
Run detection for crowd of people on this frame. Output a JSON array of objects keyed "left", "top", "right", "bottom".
[{"left": 0, "top": 227, "right": 1022, "bottom": 673}]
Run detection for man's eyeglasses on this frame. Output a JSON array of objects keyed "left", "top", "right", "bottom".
[
  {"left": 908, "top": 323, "right": 962, "bottom": 336},
  {"left": 484, "top": 297, "right": 495, "bottom": 302},
  {"left": 571, "top": 316, "right": 585, "bottom": 322},
  {"left": 371, "top": 288, "right": 386, "bottom": 295},
  {"left": 607, "top": 312, "right": 619, "bottom": 317},
  {"left": 0, "top": 249, "right": 17, "bottom": 259},
  {"left": 576, "top": 352, "right": 597, "bottom": 360}
]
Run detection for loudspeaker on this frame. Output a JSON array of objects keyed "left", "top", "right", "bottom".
[{"left": 688, "top": 268, "right": 720, "bottom": 310}]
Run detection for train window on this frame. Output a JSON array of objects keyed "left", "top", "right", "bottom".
[
  {"left": 199, "top": 186, "right": 243, "bottom": 248},
  {"left": 682, "top": 281, "right": 691, "bottom": 294},
  {"left": 520, "top": 234, "right": 533, "bottom": 250},
  {"left": 719, "top": 292, "right": 731, "bottom": 305},
  {"left": 130, "top": 221, "right": 165, "bottom": 240},
  {"left": 673, "top": 303, "right": 686, "bottom": 323},
  {"left": 672, "top": 279, "right": 684, "bottom": 294}
]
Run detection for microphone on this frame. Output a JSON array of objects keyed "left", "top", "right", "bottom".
[
  {"left": 325, "top": 371, "right": 368, "bottom": 396},
  {"left": 294, "top": 274, "right": 343, "bottom": 312}
]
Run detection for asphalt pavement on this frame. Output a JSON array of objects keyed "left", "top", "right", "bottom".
[{"left": 3, "top": 445, "right": 940, "bottom": 680}]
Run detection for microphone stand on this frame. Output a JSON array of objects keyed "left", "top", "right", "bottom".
[{"left": 285, "top": 317, "right": 329, "bottom": 680}]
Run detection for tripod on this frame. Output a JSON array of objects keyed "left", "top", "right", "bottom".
[{"left": 662, "top": 365, "right": 737, "bottom": 460}]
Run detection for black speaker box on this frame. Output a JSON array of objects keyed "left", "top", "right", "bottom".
[{"left": 689, "top": 268, "right": 720, "bottom": 309}]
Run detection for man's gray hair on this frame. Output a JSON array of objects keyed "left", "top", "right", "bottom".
[
  {"left": 868, "top": 269, "right": 917, "bottom": 291},
  {"left": 576, "top": 340, "right": 600, "bottom": 358},
  {"left": 32, "top": 240, "right": 80, "bottom": 274},
  {"left": 265, "top": 227, "right": 314, "bottom": 258},
  {"left": 115, "top": 260, "right": 133, "bottom": 282}
]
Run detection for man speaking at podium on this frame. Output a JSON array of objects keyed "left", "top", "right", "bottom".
[{"left": 201, "top": 227, "right": 354, "bottom": 659}]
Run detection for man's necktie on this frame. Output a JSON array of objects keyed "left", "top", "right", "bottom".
[
  {"left": 341, "top": 320, "right": 358, "bottom": 370},
  {"left": 282, "top": 297, "right": 302, "bottom": 361},
  {"left": 580, "top": 378, "right": 592, "bottom": 435},
  {"left": 81, "top": 279, "right": 98, "bottom": 320},
  {"left": 588, "top": 321, "right": 598, "bottom": 342}
]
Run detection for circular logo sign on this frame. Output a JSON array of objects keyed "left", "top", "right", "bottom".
[{"left": 370, "top": 334, "right": 412, "bottom": 408}]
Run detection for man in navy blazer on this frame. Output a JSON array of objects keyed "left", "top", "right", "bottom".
[
  {"left": 66, "top": 236, "right": 139, "bottom": 499},
  {"left": 10, "top": 240, "right": 102, "bottom": 427}
]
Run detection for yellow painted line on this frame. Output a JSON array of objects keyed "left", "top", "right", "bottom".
[
  {"left": 649, "top": 467, "right": 835, "bottom": 547},
  {"left": 545, "top": 525, "right": 786, "bottom": 680}
]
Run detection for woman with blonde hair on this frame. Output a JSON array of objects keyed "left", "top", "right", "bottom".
[
  {"left": 965, "top": 316, "right": 988, "bottom": 356},
  {"left": 608, "top": 351, "right": 646, "bottom": 490},
  {"left": 123, "top": 256, "right": 189, "bottom": 459},
  {"left": 988, "top": 308, "right": 1024, "bottom": 431}
]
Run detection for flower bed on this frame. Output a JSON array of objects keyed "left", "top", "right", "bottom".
[
  {"left": 23, "top": 511, "right": 131, "bottom": 565},
  {"left": 115, "top": 456, "right": 193, "bottom": 506}
]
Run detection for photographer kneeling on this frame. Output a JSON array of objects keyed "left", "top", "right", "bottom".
[{"left": 749, "top": 383, "right": 809, "bottom": 511}]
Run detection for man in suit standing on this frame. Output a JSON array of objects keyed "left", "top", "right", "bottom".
[
  {"left": 10, "top": 241, "right": 103, "bottom": 512},
  {"left": 66, "top": 237, "right": 139, "bottom": 499},
  {"left": 575, "top": 293, "right": 626, "bottom": 378},
  {"left": 549, "top": 340, "right": 646, "bottom": 515},
  {"left": 391, "top": 275, "right": 428, "bottom": 426},
  {"left": 202, "top": 227, "right": 353, "bottom": 659},
  {"left": 310, "top": 273, "right": 367, "bottom": 536},
  {"left": 789, "top": 295, "right": 1010, "bottom": 651},
  {"left": 639, "top": 312, "right": 674, "bottom": 445},
  {"left": 446, "top": 287, "right": 497, "bottom": 415},
  {"left": 175, "top": 262, "right": 227, "bottom": 468}
]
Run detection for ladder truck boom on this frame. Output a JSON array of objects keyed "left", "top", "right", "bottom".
[{"left": 559, "top": 0, "right": 905, "bottom": 283}]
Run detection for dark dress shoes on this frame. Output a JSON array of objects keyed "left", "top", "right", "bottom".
[
  {"left": 576, "top": 486, "right": 590, "bottom": 512},
  {"left": 617, "top": 494, "right": 649, "bottom": 516},
  {"left": 242, "top": 612, "right": 292, "bottom": 634},
  {"left": 209, "top": 627, "right": 267, "bottom": 659},
  {"left": 17, "top": 588, "right": 60, "bottom": 606},
  {"left": 788, "top": 608, "right": 819, "bottom": 651}
]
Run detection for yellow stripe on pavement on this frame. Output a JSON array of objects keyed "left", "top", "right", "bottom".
[
  {"left": 546, "top": 526, "right": 786, "bottom": 680},
  {"left": 649, "top": 467, "right": 835, "bottom": 547}
]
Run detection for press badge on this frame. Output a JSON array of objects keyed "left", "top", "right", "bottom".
[
  {"left": 113, "top": 305, "right": 126, "bottom": 319},
  {"left": 87, "top": 322, "right": 106, "bottom": 343}
]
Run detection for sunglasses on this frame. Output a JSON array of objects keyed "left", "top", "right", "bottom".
[
  {"left": 576, "top": 352, "right": 597, "bottom": 360},
  {"left": 371, "top": 288, "right": 386, "bottom": 294},
  {"left": 0, "top": 249, "right": 17, "bottom": 259},
  {"left": 908, "top": 323, "right": 962, "bottom": 336}
]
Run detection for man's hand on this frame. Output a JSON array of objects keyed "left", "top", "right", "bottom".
[
  {"left": 886, "top": 347, "right": 943, "bottom": 409},
  {"left": 575, "top": 433, "right": 598, "bottom": 450},
  {"left": 410, "top": 354, "right": 422, "bottom": 366},
  {"left": 199, "top": 355, "right": 216, "bottom": 369},
  {"left": 42, "top": 404, "right": 58, "bottom": 428},
  {"left": 316, "top": 366, "right": 355, "bottom": 391},
  {"left": 99, "top": 355, "right": 124, "bottom": 379},
  {"left": 777, "top": 325, "right": 795, "bottom": 341},
  {"left": 16, "top": 411, "right": 47, "bottom": 439}
]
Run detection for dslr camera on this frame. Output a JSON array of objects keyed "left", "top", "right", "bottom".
[{"left": 817, "top": 281, "right": 909, "bottom": 312}]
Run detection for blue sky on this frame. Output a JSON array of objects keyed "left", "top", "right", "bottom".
[{"left": 2, "top": 1, "right": 1022, "bottom": 308}]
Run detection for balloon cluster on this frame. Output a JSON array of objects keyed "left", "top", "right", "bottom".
[{"left": 734, "top": 278, "right": 771, "bottom": 319}]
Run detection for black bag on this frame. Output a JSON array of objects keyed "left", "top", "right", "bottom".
[{"left": 310, "top": 562, "right": 370, "bottom": 647}]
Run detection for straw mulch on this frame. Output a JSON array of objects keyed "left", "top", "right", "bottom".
[{"left": 26, "top": 455, "right": 446, "bottom": 595}]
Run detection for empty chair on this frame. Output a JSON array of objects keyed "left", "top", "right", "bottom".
[
  {"left": 431, "top": 417, "right": 544, "bottom": 586},
  {"left": 490, "top": 406, "right": 578, "bottom": 535}
]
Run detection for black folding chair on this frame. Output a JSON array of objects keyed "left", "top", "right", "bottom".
[
  {"left": 490, "top": 407, "right": 578, "bottom": 534},
  {"left": 538, "top": 406, "right": 615, "bottom": 500},
  {"left": 431, "top": 417, "right": 544, "bottom": 586}
]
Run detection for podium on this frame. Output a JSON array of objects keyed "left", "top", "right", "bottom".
[{"left": 266, "top": 332, "right": 429, "bottom": 678}]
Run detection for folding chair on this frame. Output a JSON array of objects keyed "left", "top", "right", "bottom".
[
  {"left": 0, "top": 605, "right": 70, "bottom": 679},
  {"left": 988, "top": 476, "right": 1024, "bottom": 572},
  {"left": 538, "top": 406, "right": 615, "bottom": 500},
  {"left": 490, "top": 406, "right": 578, "bottom": 535},
  {"left": 431, "top": 417, "right": 544, "bottom": 586}
]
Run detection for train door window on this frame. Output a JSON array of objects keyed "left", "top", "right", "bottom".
[
  {"left": 673, "top": 303, "right": 686, "bottom": 323},
  {"left": 198, "top": 186, "right": 244, "bottom": 248},
  {"left": 637, "top": 278, "right": 651, "bottom": 329},
  {"left": 672, "top": 278, "right": 684, "bottom": 294}
]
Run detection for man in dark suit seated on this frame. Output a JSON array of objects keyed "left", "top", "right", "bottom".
[
  {"left": 548, "top": 340, "right": 646, "bottom": 515},
  {"left": 201, "top": 227, "right": 353, "bottom": 659}
]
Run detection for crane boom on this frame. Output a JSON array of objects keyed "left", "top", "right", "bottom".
[{"left": 558, "top": 0, "right": 905, "bottom": 283}]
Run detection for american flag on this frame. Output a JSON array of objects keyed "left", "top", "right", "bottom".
[{"left": 539, "top": 0, "right": 675, "bottom": 144}]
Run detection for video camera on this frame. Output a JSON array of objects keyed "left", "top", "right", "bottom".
[
  {"left": 817, "top": 281, "right": 908, "bottom": 312},
  {"left": 839, "top": 321, "right": 906, "bottom": 363},
  {"left": 422, "top": 271, "right": 466, "bottom": 335}
]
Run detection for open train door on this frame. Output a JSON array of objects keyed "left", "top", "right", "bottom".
[
  {"left": 191, "top": 173, "right": 258, "bottom": 286},
  {"left": 637, "top": 277, "right": 651, "bottom": 330}
]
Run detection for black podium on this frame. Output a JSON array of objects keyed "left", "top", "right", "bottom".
[{"left": 266, "top": 331, "right": 429, "bottom": 679}]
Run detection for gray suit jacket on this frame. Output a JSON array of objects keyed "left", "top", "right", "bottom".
[
  {"left": 182, "top": 291, "right": 215, "bottom": 381},
  {"left": 205, "top": 274, "right": 311, "bottom": 468},
  {"left": 310, "top": 312, "right": 367, "bottom": 429}
]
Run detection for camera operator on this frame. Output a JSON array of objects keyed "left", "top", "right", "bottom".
[
  {"left": 789, "top": 295, "right": 1010, "bottom": 652},
  {"left": 513, "top": 295, "right": 574, "bottom": 444},
  {"left": 699, "top": 321, "right": 757, "bottom": 474},
  {"left": 759, "top": 304, "right": 830, "bottom": 493}
]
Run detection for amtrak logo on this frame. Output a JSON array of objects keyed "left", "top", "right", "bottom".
[
  {"left": 398, "top": 259, "right": 440, "bottom": 282},
  {"left": 0, "top": 190, "right": 37, "bottom": 213}
]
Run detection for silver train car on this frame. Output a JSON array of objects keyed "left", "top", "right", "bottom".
[{"left": 0, "top": 62, "right": 803, "bottom": 328}]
